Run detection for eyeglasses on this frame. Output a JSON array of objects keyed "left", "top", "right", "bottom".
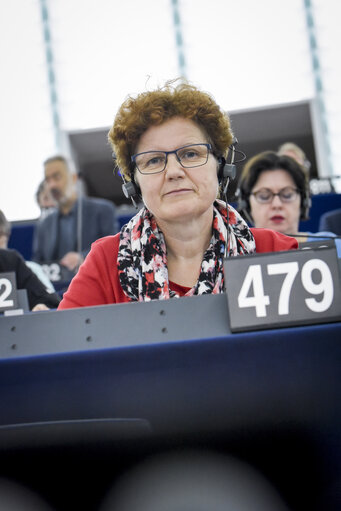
[
  {"left": 131, "top": 143, "right": 212, "bottom": 175},
  {"left": 251, "top": 187, "right": 300, "bottom": 204}
]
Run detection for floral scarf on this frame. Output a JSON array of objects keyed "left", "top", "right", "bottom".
[{"left": 117, "top": 200, "right": 255, "bottom": 301}]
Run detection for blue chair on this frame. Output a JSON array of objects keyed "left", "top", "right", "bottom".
[
  {"left": 318, "top": 208, "right": 341, "bottom": 236},
  {"left": 299, "top": 193, "right": 341, "bottom": 232},
  {"left": 8, "top": 220, "right": 37, "bottom": 261}
]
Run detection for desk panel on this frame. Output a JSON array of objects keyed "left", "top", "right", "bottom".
[
  {"left": 0, "top": 321, "right": 340, "bottom": 433},
  {"left": 0, "top": 294, "right": 230, "bottom": 358},
  {"left": 0, "top": 297, "right": 340, "bottom": 510}
]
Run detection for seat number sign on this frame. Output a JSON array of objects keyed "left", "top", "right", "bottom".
[
  {"left": 41, "top": 262, "right": 75, "bottom": 283},
  {"left": 224, "top": 246, "right": 341, "bottom": 332},
  {"left": 0, "top": 272, "right": 18, "bottom": 312}
]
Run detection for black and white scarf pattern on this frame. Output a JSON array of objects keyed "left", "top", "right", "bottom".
[{"left": 117, "top": 200, "right": 255, "bottom": 301}]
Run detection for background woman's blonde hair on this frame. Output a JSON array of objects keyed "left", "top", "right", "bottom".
[
  {"left": 108, "top": 81, "right": 233, "bottom": 181},
  {"left": 277, "top": 142, "right": 310, "bottom": 174}
]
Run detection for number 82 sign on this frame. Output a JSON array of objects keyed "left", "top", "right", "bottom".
[{"left": 224, "top": 246, "right": 341, "bottom": 332}]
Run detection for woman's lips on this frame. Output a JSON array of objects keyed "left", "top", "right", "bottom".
[
  {"left": 165, "top": 188, "right": 192, "bottom": 196},
  {"left": 270, "top": 215, "right": 285, "bottom": 224}
]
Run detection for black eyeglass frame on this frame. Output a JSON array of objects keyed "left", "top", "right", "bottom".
[
  {"left": 250, "top": 186, "right": 300, "bottom": 204},
  {"left": 131, "top": 143, "right": 213, "bottom": 175}
]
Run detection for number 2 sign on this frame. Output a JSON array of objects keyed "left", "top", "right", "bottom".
[
  {"left": 224, "top": 246, "right": 341, "bottom": 332},
  {"left": 0, "top": 272, "right": 18, "bottom": 313}
]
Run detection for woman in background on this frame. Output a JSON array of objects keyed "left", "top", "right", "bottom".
[{"left": 237, "top": 151, "right": 341, "bottom": 256}]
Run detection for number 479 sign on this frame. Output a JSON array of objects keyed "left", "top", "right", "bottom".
[{"left": 224, "top": 246, "right": 341, "bottom": 332}]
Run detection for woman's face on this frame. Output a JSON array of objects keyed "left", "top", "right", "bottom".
[
  {"left": 134, "top": 117, "right": 219, "bottom": 227},
  {"left": 249, "top": 169, "right": 301, "bottom": 235}
]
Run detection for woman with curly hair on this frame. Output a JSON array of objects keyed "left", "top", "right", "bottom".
[{"left": 59, "top": 81, "right": 297, "bottom": 308}]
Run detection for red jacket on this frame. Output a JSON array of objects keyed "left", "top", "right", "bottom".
[{"left": 58, "top": 229, "right": 298, "bottom": 309}]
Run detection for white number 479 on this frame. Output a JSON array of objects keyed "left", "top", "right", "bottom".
[{"left": 237, "top": 260, "right": 334, "bottom": 318}]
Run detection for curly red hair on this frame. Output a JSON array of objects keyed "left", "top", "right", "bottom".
[{"left": 108, "top": 81, "right": 233, "bottom": 180}]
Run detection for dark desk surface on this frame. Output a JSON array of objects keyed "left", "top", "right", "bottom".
[
  {"left": 0, "top": 297, "right": 340, "bottom": 511},
  {"left": 0, "top": 295, "right": 340, "bottom": 433}
]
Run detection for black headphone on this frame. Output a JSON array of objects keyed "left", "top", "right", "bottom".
[
  {"left": 235, "top": 191, "right": 253, "bottom": 225},
  {"left": 112, "top": 152, "right": 141, "bottom": 207},
  {"left": 217, "top": 153, "right": 237, "bottom": 183},
  {"left": 121, "top": 176, "right": 140, "bottom": 200},
  {"left": 237, "top": 177, "right": 312, "bottom": 224},
  {"left": 300, "top": 188, "right": 312, "bottom": 220}
]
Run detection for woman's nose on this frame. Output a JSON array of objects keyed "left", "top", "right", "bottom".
[
  {"left": 271, "top": 194, "right": 283, "bottom": 206},
  {"left": 164, "top": 153, "right": 185, "bottom": 177}
]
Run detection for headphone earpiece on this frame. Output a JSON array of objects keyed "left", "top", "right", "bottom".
[
  {"left": 112, "top": 151, "right": 140, "bottom": 208},
  {"left": 121, "top": 177, "right": 141, "bottom": 209},
  {"left": 235, "top": 188, "right": 254, "bottom": 225},
  {"left": 300, "top": 187, "right": 311, "bottom": 220},
  {"left": 223, "top": 163, "right": 236, "bottom": 180},
  {"left": 122, "top": 180, "right": 139, "bottom": 199},
  {"left": 218, "top": 159, "right": 237, "bottom": 183},
  {"left": 217, "top": 139, "right": 241, "bottom": 185}
]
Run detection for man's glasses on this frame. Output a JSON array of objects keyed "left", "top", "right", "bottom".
[
  {"left": 251, "top": 186, "right": 300, "bottom": 204},
  {"left": 131, "top": 143, "right": 212, "bottom": 175}
]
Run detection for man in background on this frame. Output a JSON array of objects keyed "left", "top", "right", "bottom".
[
  {"left": 35, "top": 179, "right": 57, "bottom": 220},
  {"left": 33, "top": 155, "right": 118, "bottom": 271}
]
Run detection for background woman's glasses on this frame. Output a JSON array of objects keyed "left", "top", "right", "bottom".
[{"left": 251, "top": 187, "right": 300, "bottom": 204}]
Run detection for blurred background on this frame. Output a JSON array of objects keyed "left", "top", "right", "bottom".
[{"left": 1, "top": 0, "right": 340, "bottom": 220}]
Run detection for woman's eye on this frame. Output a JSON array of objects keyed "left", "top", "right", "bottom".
[
  {"left": 182, "top": 150, "right": 199, "bottom": 160},
  {"left": 258, "top": 192, "right": 271, "bottom": 200},
  {"left": 146, "top": 156, "right": 164, "bottom": 166},
  {"left": 282, "top": 190, "right": 294, "bottom": 199}
]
